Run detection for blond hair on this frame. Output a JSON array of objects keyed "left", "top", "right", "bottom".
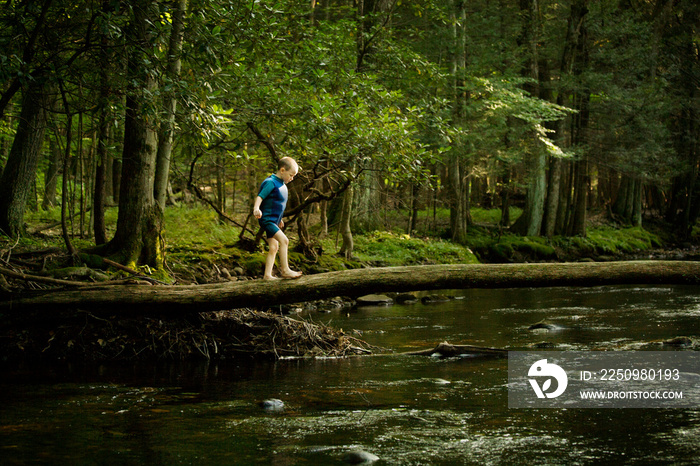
[{"left": 278, "top": 156, "right": 299, "bottom": 172}]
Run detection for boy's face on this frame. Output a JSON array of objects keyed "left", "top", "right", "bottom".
[{"left": 279, "top": 164, "right": 298, "bottom": 184}]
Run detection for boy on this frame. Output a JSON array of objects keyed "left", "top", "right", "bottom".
[{"left": 253, "top": 157, "right": 303, "bottom": 280}]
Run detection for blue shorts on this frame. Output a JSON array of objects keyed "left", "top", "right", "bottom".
[{"left": 259, "top": 219, "right": 280, "bottom": 239}]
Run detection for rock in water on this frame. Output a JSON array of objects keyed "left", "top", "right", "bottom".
[
  {"left": 420, "top": 294, "right": 451, "bottom": 304},
  {"left": 663, "top": 336, "right": 693, "bottom": 346},
  {"left": 395, "top": 293, "right": 418, "bottom": 304},
  {"left": 531, "top": 341, "right": 557, "bottom": 349},
  {"left": 528, "top": 319, "right": 557, "bottom": 330},
  {"left": 259, "top": 399, "right": 285, "bottom": 412},
  {"left": 356, "top": 294, "right": 394, "bottom": 306},
  {"left": 342, "top": 450, "right": 380, "bottom": 464}
]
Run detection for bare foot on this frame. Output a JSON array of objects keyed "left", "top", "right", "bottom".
[
  {"left": 280, "top": 269, "right": 302, "bottom": 279},
  {"left": 263, "top": 275, "right": 279, "bottom": 281}
]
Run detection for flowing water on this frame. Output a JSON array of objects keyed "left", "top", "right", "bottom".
[{"left": 2, "top": 285, "right": 700, "bottom": 465}]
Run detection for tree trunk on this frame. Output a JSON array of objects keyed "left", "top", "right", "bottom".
[
  {"left": 104, "top": 0, "right": 164, "bottom": 269},
  {"left": 554, "top": 163, "right": 571, "bottom": 235},
  {"left": 546, "top": 0, "right": 588, "bottom": 237},
  {"left": 59, "top": 106, "right": 77, "bottom": 257},
  {"left": 569, "top": 159, "right": 588, "bottom": 235},
  {"left": 93, "top": 130, "right": 108, "bottom": 245},
  {"left": 448, "top": 154, "right": 468, "bottom": 243},
  {"left": 544, "top": 157, "right": 562, "bottom": 237},
  {"left": 612, "top": 175, "right": 643, "bottom": 226},
  {"left": 112, "top": 158, "right": 122, "bottom": 204},
  {"left": 512, "top": 150, "right": 547, "bottom": 236},
  {"left": 408, "top": 183, "right": 419, "bottom": 234},
  {"left": 319, "top": 200, "right": 328, "bottom": 237},
  {"left": 3, "top": 261, "right": 699, "bottom": 315},
  {"left": 154, "top": 0, "right": 187, "bottom": 210},
  {"left": 42, "top": 138, "right": 61, "bottom": 210},
  {"left": 0, "top": 81, "right": 48, "bottom": 237},
  {"left": 511, "top": 0, "right": 546, "bottom": 237},
  {"left": 352, "top": 169, "right": 381, "bottom": 232},
  {"left": 498, "top": 167, "right": 512, "bottom": 227},
  {"left": 216, "top": 152, "right": 226, "bottom": 217},
  {"left": 93, "top": 0, "right": 117, "bottom": 245},
  {"left": 633, "top": 179, "right": 643, "bottom": 227},
  {"left": 448, "top": 0, "right": 469, "bottom": 243},
  {"left": 666, "top": 2, "right": 699, "bottom": 239},
  {"left": 338, "top": 183, "right": 354, "bottom": 258},
  {"left": 0, "top": 0, "right": 52, "bottom": 120},
  {"left": 540, "top": 56, "right": 562, "bottom": 238}
]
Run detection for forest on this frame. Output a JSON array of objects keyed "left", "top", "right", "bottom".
[
  {"left": 2, "top": 3, "right": 700, "bottom": 461},
  {"left": 0, "top": 0, "right": 698, "bottom": 274}
]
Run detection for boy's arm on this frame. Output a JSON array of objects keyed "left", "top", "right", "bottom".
[{"left": 253, "top": 196, "right": 263, "bottom": 219}]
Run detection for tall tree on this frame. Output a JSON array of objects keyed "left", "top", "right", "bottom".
[
  {"left": 664, "top": 0, "right": 700, "bottom": 238},
  {"left": 0, "top": 0, "right": 53, "bottom": 120},
  {"left": 511, "top": 0, "right": 547, "bottom": 237},
  {"left": 103, "top": 0, "right": 164, "bottom": 269},
  {"left": 154, "top": 0, "right": 188, "bottom": 210},
  {"left": 93, "top": 0, "right": 118, "bottom": 245},
  {"left": 0, "top": 82, "right": 49, "bottom": 236},
  {"left": 448, "top": 0, "right": 469, "bottom": 243}
]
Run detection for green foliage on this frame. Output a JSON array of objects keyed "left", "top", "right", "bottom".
[
  {"left": 350, "top": 231, "right": 479, "bottom": 266},
  {"left": 162, "top": 206, "right": 241, "bottom": 247},
  {"left": 585, "top": 226, "right": 663, "bottom": 254},
  {"left": 467, "top": 231, "right": 556, "bottom": 263},
  {"left": 2, "top": 0, "right": 698, "bottom": 256},
  {"left": 471, "top": 207, "right": 523, "bottom": 225},
  {"left": 175, "top": 0, "right": 445, "bottom": 196},
  {"left": 462, "top": 76, "right": 572, "bottom": 161},
  {"left": 584, "top": 1, "right": 679, "bottom": 183},
  {"left": 463, "top": 213, "right": 663, "bottom": 262},
  {"left": 549, "top": 226, "right": 663, "bottom": 258}
]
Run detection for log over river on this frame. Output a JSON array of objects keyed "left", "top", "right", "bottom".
[{"left": 1, "top": 260, "right": 699, "bottom": 315}]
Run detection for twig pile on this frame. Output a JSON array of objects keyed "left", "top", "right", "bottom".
[
  {"left": 215, "top": 309, "right": 376, "bottom": 358},
  {"left": 0, "top": 309, "right": 378, "bottom": 364}
]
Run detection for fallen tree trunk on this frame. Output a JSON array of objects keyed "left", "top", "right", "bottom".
[{"left": 1, "top": 261, "right": 699, "bottom": 315}]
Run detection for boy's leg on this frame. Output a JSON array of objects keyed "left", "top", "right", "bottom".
[
  {"left": 263, "top": 237, "right": 279, "bottom": 280},
  {"left": 272, "top": 230, "right": 302, "bottom": 278}
]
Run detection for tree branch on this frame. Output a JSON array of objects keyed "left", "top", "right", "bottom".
[{"left": 246, "top": 122, "right": 279, "bottom": 163}]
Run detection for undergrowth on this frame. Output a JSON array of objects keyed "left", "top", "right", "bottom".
[{"left": 9, "top": 204, "right": 674, "bottom": 278}]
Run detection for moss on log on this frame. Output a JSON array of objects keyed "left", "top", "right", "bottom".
[{"left": 2, "top": 261, "right": 699, "bottom": 315}]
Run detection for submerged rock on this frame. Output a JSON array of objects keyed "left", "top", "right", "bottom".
[
  {"left": 531, "top": 341, "right": 557, "bottom": 349},
  {"left": 420, "top": 294, "right": 451, "bottom": 304},
  {"left": 259, "top": 398, "right": 285, "bottom": 412},
  {"left": 395, "top": 293, "right": 418, "bottom": 304},
  {"left": 528, "top": 319, "right": 558, "bottom": 331},
  {"left": 342, "top": 450, "right": 380, "bottom": 464},
  {"left": 356, "top": 294, "right": 394, "bottom": 306},
  {"left": 663, "top": 336, "right": 693, "bottom": 346}
]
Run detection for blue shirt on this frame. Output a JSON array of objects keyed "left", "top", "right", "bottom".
[{"left": 257, "top": 174, "right": 288, "bottom": 225}]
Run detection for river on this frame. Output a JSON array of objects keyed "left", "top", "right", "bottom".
[{"left": 2, "top": 285, "right": 700, "bottom": 464}]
